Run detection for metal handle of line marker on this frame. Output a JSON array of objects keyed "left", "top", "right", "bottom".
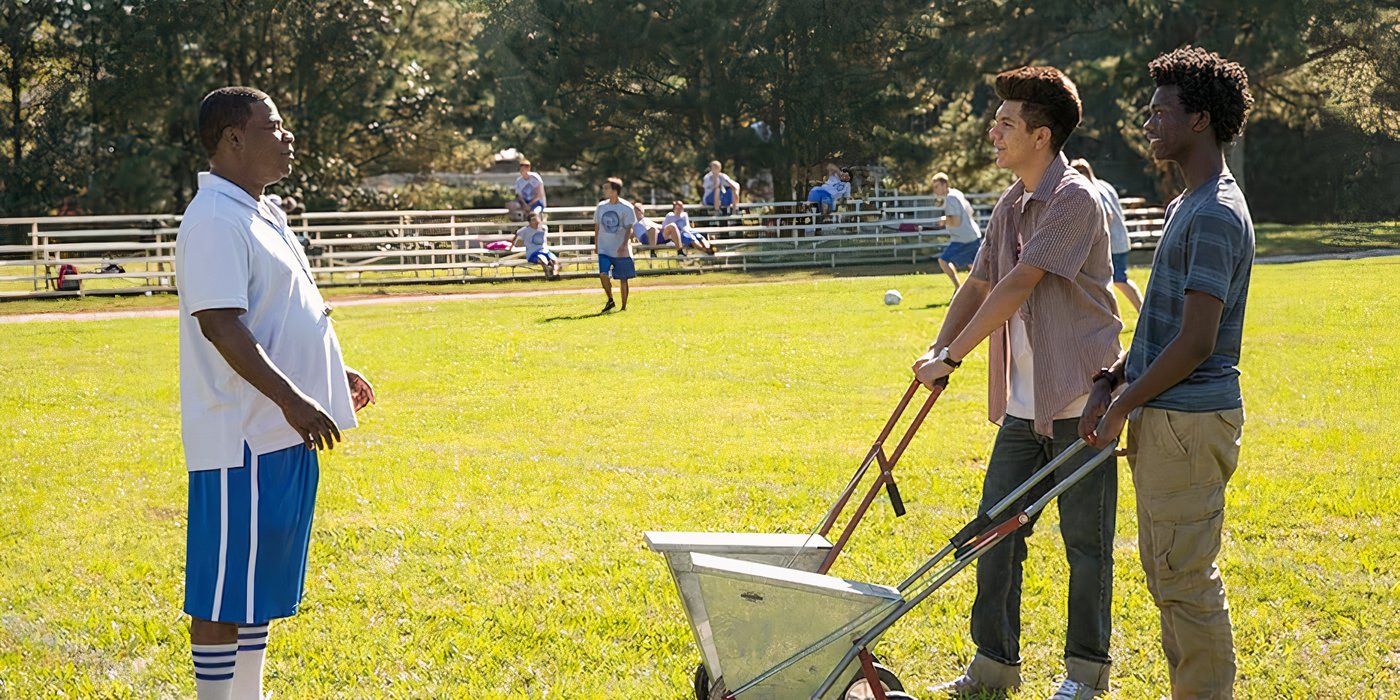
[
  {"left": 811, "top": 377, "right": 946, "bottom": 573},
  {"left": 810, "top": 442, "right": 1118, "bottom": 700},
  {"left": 815, "top": 380, "right": 921, "bottom": 537},
  {"left": 781, "top": 377, "right": 943, "bottom": 571},
  {"left": 897, "top": 438, "right": 1094, "bottom": 591}
]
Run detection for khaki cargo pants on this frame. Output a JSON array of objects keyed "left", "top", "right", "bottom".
[{"left": 1127, "top": 406, "right": 1245, "bottom": 699}]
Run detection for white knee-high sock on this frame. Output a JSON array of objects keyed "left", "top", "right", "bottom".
[
  {"left": 192, "top": 642, "right": 237, "bottom": 700},
  {"left": 230, "top": 623, "right": 269, "bottom": 700}
]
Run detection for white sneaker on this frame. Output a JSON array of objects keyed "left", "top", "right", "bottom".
[{"left": 1049, "top": 679, "right": 1102, "bottom": 699}]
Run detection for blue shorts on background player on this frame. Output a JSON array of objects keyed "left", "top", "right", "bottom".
[{"left": 939, "top": 238, "right": 981, "bottom": 268}]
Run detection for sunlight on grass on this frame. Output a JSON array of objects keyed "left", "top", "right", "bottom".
[{"left": 0, "top": 258, "right": 1396, "bottom": 697}]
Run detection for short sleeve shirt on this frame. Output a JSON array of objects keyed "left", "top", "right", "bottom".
[
  {"left": 515, "top": 172, "right": 545, "bottom": 204},
  {"left": 968, "top": 154, "right": 1122, "bottom": 436},
  {"left": 1126, "top": 172, "right": 1254, "bottom": 411},
  {"left": 703, "top": 172, "right": 739, "bottom": 196},
  {"left": 662, "top": 211, "right": 692, "bottom": 233},
  {"left": 175, "top": 172, "right": 357, "bottom": 470},
  {"left": 821, "top": 180, "right": 852, "bottom": 202},
  {"left": 595, "top": 199, "right": 636, "bottom": 257},
  {"left": 517, "top": 224, "right": 549, "bottom": 255},
  {"left": 1093, "top": 179, "right": 1131, "bottom": 254},
  {"left": 943, "top": 188, "right": 982, "bottom": 243}
]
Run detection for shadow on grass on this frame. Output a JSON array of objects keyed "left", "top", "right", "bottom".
[
  {"left": 919, "top": 301, "right": 950, "bottom": 310},
  {"left": 540, "top": 308, "right": 615, "bottom": 323}
]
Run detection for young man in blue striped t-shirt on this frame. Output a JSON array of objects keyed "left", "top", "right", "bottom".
[{"left": 1082, "top": 46, "right": 1255, "bottom": 698}]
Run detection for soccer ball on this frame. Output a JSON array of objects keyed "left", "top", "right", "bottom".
[{"left": 884, "top": 289, "right": 903, "bottom": 305}]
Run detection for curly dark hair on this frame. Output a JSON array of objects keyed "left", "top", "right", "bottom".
[
  {"left": 1149, "top": 46, "right": 1253, "bottom": 144},
  {"left": 993, "top": 66, "right": 1082, "bottom": 151}
]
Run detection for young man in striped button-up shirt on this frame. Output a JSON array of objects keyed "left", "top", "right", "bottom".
[{"left": 914, "top": 66, "right": 1122, "bottom": 700}]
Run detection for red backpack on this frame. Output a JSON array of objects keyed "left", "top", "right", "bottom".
[{"left": 56, "top": 263, "right": 80, "bottom": 291}]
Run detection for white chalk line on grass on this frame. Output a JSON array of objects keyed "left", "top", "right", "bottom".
[
  {"left": 0, "top": 278, "right": 821, "bottom": 324},
  {"left": 2, "top": 248, "right": 1395, "bottom": 325}
]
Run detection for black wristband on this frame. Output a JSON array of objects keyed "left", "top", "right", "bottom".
[{"left": 1092, "top": 367, "right": 1119, "bottom": 389}]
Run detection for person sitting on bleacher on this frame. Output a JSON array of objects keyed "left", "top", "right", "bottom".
[
  {"left": 662, "top": 201, "right": 716, "bottom": 256},
  {"left": 806, "top": 167, "right": 853, "bottom": 218},
  {"left": 513, "top": 158, "right": 547, "bottom": 218},
  {"left": 702, "top": 160, "right": 741, "bottom": 217},
  {"left": 632, "top": 202, "right": 683, "bottom": 257},
  {"left": 513, "top": 212, "right": 562, "bottom": 279}
]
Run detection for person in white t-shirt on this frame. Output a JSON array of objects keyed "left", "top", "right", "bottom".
[
  {"left": 513, "top": 158, "right": 547, "bottom": 217},
  {"left": 632, "top": 201, "right": 684, "bottom": 256},
  {"left": 661, "top": 201, "right": 716, "bottom": 256},
  {"left": 702, "top": 160, "right": 740, "bottom": 216},
  {"left": 1070, "top": 158, "right": 1143, "bottom": 311},
  {"left": 932, "top": 172, "right": 984, "bottom": 290},
  {"left": 594, "top": 177, "right": 637, "bottom": 312},
  {"left": 510, "top": 211, "right": 562, "bottom": 278},
  {"left": 806, "top": 166, "right": 852, "bottom": 219},
  {"left": 175, "top": 87, "right": 375, "bottom": 700}
]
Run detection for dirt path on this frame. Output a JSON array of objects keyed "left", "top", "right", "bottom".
[{"left": 0, "top": 278, "right": 815, "bottom": 324}]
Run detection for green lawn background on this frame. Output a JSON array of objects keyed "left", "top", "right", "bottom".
[{"left": 1, "top": 258, "right": 1397, "bottom": 698}]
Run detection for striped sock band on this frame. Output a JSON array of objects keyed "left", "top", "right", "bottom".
[
  {"left": 231, "top": 623, "right": 269, "bottom": 700},
  {"left": 192, "top": 642, "right": 237, "bottom": 698}
]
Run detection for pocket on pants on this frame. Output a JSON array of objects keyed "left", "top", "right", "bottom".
[
  {"left": 1131, "top": 409, "right": 1194, "bottom": 494},
  {"left": 1157, "top": 408, "right": 1193, "bottom": 456},
  {"left": 1153, "top": 510, "right": 1224, "bottom": 580}
]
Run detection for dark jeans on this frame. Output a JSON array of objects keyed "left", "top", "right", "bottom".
[{"left": 970, "top": 415, "right": 1117, "bottom": 668}]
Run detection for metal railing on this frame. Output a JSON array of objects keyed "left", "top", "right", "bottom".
[{"left": 0, "top": 193, "right": 1164, "bottom": 299}]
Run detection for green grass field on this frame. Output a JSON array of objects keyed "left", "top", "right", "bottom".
[{"left": 1, "top": 258, "right": 1397, "bottom": 698}]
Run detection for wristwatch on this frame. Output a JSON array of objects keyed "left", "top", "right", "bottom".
[
  {"left": 1092, "top": 367, "right": 1119, "bottom": 389},
  {"left": 937, "top": 347, "right": 962, "bottom": 369}
]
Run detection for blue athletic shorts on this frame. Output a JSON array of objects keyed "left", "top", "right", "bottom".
[
  {"left": 807, "top": 188, "right": 834, "bottom": 209},
  {"left": 1111, "top": 252, "right": 1129, "bottom": 283},
  {"left": 598, "top": 254, "right": 637, "bottom": 280},
  {"left": 938, "top": 239, "right": 981, "bottom": 268},
  {"left": 680, "top": 230, "right": 705, "bottom": 247},
  {"left": 185, "top": 443, "right": 319, "bottom": 625},
  {"left": 636, "top": 230, "right": 662, "bottom": 246},
  {"left": 527, "top": 249, "right": 557, "bottom": 264},
  {"left": 527, "top": 200, "right": 546, "bottom": 215},
  {"left": 703, "top": 189, "right": 735, "bottom": 208}
]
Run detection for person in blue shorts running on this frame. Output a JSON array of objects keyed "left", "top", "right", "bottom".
[{"left": 932, "top": 171, "right": 984, "bottom": 291}]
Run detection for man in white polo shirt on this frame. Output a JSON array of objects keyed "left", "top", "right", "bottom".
[{"left": 175, "top": 86, "right": 375, "bottom": 700}]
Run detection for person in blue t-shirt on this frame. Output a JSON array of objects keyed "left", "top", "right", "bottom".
[{"left": 1080, "top": 46, "right": 1255, "bottom": 699}]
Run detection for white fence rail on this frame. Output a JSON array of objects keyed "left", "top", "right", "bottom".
[{"left": 0, "top": 192, "right": 1164, "bottom": 299}]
